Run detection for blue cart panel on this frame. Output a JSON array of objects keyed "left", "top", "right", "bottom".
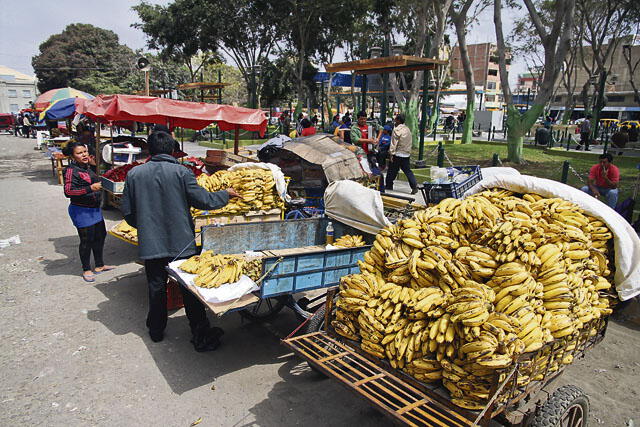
[
  {"left": 201, "top": 217, "right": 373, "bottom": 298},
  {"left": 260, "top": 246, "right": 369, "bottom": 298}
]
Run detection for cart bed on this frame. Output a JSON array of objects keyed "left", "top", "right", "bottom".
[{"left": 284, "top": 331, "right": 476, "bottom": 427}]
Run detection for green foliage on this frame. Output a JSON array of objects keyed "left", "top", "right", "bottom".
[
  {"left": 32, "top": 23, "right": 135, "bottom": 94},
  {"left": 202, "top": 63, "right": 248, "bottom": 106},
  {"left": 132, "top": 0, "right": 220, "bottom": 81}
]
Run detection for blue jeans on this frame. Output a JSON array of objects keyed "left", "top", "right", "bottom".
[{"left": 581, "top": 185, "right": 618, "bottom": 208}]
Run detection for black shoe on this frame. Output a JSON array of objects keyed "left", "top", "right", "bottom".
[
  {"left": 191, "top": 326, "right": 224, "bottom": 352},
  {"left": 584, "top": 148, "right": 591, "bottom": 151},
  {"left": 410, "top": 188, "right": 419, "bottom": 195},
  {"left": 149, "top": 330, "right": 164, "bottom": 342}
]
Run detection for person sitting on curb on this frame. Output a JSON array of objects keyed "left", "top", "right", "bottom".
[{"left": 580, "top": 153, "right": 619, "bottom": 208}]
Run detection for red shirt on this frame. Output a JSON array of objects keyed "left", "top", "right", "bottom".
[
  {"left": 300, "top": 127, "right": 316, "bottom": 137},
  {"left": 358, "top": 124, "right": 370, "bottom": 153},
  {"left": 589, "top": 163, "right": 619, "bottom": 188}
]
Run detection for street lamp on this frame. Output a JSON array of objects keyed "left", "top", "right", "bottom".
[
  {"left": 392, "top": 45, "right": 404, "bottom": 56},
  {"left": 315, "top": 81, "right": 322, "bottom": 128},
  {"left": 370, "top": 46, "right": 382, "bottom": 58}
]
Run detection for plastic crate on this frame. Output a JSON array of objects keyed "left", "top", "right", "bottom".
[
  {"left": 167, "top": 277, "right": 184, "bottom": 310},
  {"left": 419, "top": 165, "right": 482, "bottom": 204}
]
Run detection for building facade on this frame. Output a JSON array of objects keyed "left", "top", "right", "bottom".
[
  {"left": 0, "top": 65, "right": 38, "bottom": 114},
  {"left": 450, "top": 43, "right": 509, "bottom": 110},
  {"left": 548, "top": 42, "right": 640, "bottom": 121}
]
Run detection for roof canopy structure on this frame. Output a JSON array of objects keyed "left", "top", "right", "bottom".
[
  {"left": 176, "top": 82, "right": 228, "bottom": 90},
  {"left": 325, "top": 55, "right": 446, "bottom": 75}
]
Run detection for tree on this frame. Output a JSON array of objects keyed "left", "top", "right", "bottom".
[
  {"left": 121, "top": 53, "right": 191, "bottom": 96},
  {"left": 388, "top": 0, "right": 454, "bottom": 150},
  {"left": 493, "top": 0, "right": 575, "bottom": 163},
  {"left": 202, "top": 63, "right": 249, "bottom": 106},
  {"left": 132, "top": 0, "right": 220, "bottom": 83},
  {"left": 209, "top": 0, "right": 286, "bottom": 108},
  {"left": 278, "top": 0, "right": 368, "bottom": 114},
  {"left": 622, "top": 27, "right": 640, "bottom": 106},
  {"left": 32, "top": 23, "right": 135, "bottom": 94},
  {"left": 451, "top": 0, "right": 489, "bottom": 144}
]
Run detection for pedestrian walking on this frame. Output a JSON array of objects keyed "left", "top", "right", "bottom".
[
  {"left": 577, "top": 115, "right": 592, "bottom": 151},
  {"left": 121, "top": 131, "right": 240, "bottom": 350},
  {"left": 385, "top": 114, "right": 418, "bottom": 195},
  {"left": 62, "top": 141, "right": 115, "bottom": 282}
]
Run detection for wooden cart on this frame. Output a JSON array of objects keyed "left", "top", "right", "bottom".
[{"left": 283, "top": 290, "right": 606, "bottom": 426}]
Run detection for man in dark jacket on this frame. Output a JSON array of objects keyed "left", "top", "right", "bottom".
[{"left": 121, "top": 131, "right": 239, "bottom": 351}]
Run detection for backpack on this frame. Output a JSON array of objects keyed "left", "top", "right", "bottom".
[{"left": 615, "top": 197, "right": 635, "bottom": 223}]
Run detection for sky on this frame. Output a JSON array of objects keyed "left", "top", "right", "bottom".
[{"left": 0, "top": 0, "right": 526, "bottom": 86}]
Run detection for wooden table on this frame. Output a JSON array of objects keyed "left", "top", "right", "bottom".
[{"left": 51, "top": 152, "right": 68, "bottom": 185}]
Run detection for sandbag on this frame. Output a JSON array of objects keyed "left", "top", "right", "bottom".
[
  {"left": 324, "top": 180, "right": 391, "bottom": 235},
  {"left": 466, "top": 174, "right": 640, "bottom": 301}
]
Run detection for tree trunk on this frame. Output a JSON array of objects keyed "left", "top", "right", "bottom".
[
  {"left": 462, "top": 99, "right": 475, "bottom": 144},
  {"left": 505, "top": 104, "right": 544, "bottom": 163},
  {"left": 402, "top": 98, "right": 420, "bottom": 151},
  {"left": 453, "top": 8, "right": 475, "bottom": 145}
]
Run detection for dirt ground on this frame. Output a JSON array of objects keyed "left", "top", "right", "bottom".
[{"left": 0, "top": 133, "right": 637, "bottom": 426}]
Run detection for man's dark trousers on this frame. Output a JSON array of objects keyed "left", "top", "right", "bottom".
[
  {"left": 385, "top": 155, "right": 418, "bottom": 191},
  {"left": 144, "top": 257, "right": 208, "bottom": 336}
]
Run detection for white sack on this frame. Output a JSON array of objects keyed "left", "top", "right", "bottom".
[
  {"left": 466, "top": 174, "right": 640, "bottom": 301},
  {"left": 324, "top": 180, "right": 391, "bottom": 235},
  {"left": 480, "top": 167, "right": 521, "bottom": 179},
  {"left": 228, "top": 162, "right": 290, "bottom": 203},
  {"left": 168, "top": 260, "right": 259, "bottom": 303}
]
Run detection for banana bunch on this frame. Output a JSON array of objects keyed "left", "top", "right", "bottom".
[
  {"left": 333, "top": 189, "right": 617, "bottom": 411},
  {"left": 112, "top": 220, "right": 138, "bottom": 243},
  {"left": 180, "top": 250, "right": 263, "bottom": 288},
  {"left": 192, "top": 168, "right": 284, "bottom": 216},
  {"left": 333, "top": 234, "right": 366, "bottom": 248}
]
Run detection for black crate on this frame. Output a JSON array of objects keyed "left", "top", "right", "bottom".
[{"left": 419, "top": 165, "right": 482, "bottom": 204}]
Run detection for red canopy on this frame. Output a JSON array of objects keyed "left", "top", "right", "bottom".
[{"left": 82, "top": 94, "right": 267, "bottom": 135}]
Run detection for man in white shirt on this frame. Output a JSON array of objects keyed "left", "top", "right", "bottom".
[{"left": 385, "top": 114, "right": 418, "bottom": 194}]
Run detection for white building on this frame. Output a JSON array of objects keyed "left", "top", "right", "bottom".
[{"left": 0, "top": 65, "right": 38, "bottom": 113}]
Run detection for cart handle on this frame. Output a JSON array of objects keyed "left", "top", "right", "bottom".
[{"left": 472, "top": 363, "right": 519, "bottom": 426}]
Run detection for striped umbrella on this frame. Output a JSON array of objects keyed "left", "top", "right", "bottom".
[{"left": 34, "top": 87, "right": 94, "bottom": 111}]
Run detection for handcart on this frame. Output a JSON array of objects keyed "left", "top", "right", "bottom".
[
  {"left": 283, "top": 289, "right": 606, "bottom": 426},
  {"left": 167, "top": 217, "right": 374, "bottom": 321}
]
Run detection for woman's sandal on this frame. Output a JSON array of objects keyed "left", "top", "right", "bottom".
[
  {"left": 82, "top": 272, "right": 96, "bottom": 283},
  {"left": 94, "top": 265, "right": 116, "bottom": 274}
]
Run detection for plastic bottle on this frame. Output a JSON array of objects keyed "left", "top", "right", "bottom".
[{"left": 325, "top": 221, "right": 334, "bottom": 245}]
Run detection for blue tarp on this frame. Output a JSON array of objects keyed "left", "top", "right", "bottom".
[
  {"left": 314, "top": 72, "right": 363, "bottom": 88},
  {"left": 44, "top": 98, "right": 77, "bottom": 120}
]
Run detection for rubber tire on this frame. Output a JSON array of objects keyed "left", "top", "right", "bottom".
[
  {"left": 529, "top": 385, "right": 589, "bottom": 427},
  {"left": 303, "top": 305, "right": 328, "bottom": 377},
  {"left": 238, "top": 296, "right": 286, "bottom": 322}
]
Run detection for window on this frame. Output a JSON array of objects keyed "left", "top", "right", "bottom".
[
  {"left": 554, "top": 95, "right": 563, "bottom": 102},
  {"left": 488, "top": 69, "right": 498, "bottom": 76},
  {"left": 487, "top": 82, "right": 496, "bottom": 90},
  {"left": 22, "top": 90, "right": 31, "bottom": 97},
  {"left": 7, "top": 89, "right": 17, "bottom": 98},
  {"left": 10, "top": 104, "right": 19, "bottom": 112},
  {"left": 485, "top": 95, "right": 495, "bottom": 102}
]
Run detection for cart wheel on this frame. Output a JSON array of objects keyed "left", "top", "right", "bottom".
[
  {"left": 302, "top": 305, "right": 328, "bottom": 377},
  {"left": 239, "top": 296, "right": 286, "bottom": 322},
  {"left": 529, "top": 385, "right": 589, "bottom": 427}
]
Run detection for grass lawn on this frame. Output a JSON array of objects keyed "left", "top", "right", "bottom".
[{"left": 399, "top": 141, "right": 639, "bottom": 203}]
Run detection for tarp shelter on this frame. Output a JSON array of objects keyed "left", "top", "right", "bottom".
[
  {"left": 83, "top": 94, "right": 267, "bottom": 135},
  {"left": 257, "top": 134, "right": 367, "bottom": 188}
]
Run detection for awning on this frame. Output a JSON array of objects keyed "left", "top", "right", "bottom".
[{"left": 82, "top": 94, "right": 267, "bottom": 134}]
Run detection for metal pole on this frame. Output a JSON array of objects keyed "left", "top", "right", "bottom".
[
  {"left": 321, "top": 82, "right": 325, "bottom": 130},
  {"left": 526, "top": 88, "right": 530, "bottom": 111},
  {"left": 234, "top": 127, "right": 240, "bottom": 155},
  {"left": 361, "top": 75, "right": 368, "bottom": 112},
  {"left": 437, "top": 142, "right": 444, "bottom": 167},
  {"left": 418, "top": 68, "right": 429, "bottom": 163},
  {"left": 218, "top": 70, "right": 222, "bottom": 104},
  {"left": 144, "top": 70, "right": 150, "bottom": 96},
  {"left": 380, "top": 39, "right": 389, "bottom": 125},
  {"left": 561, "top": 160, "right": 570, "bottom": 183}
]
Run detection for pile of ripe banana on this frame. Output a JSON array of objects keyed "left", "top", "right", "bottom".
[
  {"left": 180, "top": 250, "right": 263, "bottom": 288},
  {"left": 334, "top": 189, "right": 616, "bottom": 411},
  {"left": 112, "top": 221, "right": 138, "bottom": 243},
  {"left": 192, "top": 168, "right": 284, "bottom": 216},
  {"left": 333, "top": 234, "right": 366, "bottom": 248}
]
